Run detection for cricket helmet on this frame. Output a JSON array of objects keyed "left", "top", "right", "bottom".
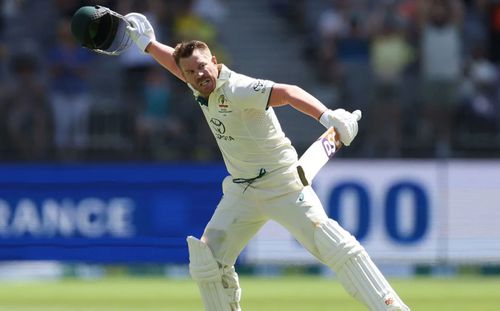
[{"left": 71, "top": 5, "right": 132, "bottom": 55}]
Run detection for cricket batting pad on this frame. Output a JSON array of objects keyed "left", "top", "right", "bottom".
[
  {"left": 187, "top": 236, "right": 241, "bottom": 311},
  {"left": 315, "top": 220, "right": 410, "bottom": 311}
]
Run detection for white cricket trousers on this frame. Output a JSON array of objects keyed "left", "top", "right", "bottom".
[
  {"left": 200, "top": 165, "right": 410, "bottom": 310},
  {"left": 202, "top": 165, "right": 327, "bottom": 266}
]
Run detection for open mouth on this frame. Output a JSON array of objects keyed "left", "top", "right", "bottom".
[{"left": 199, "top": 78, "right": 211, "bottom": 87}]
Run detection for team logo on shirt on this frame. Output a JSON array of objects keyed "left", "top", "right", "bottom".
[
  {"left": 209, "top": 118, "right": 234, "bottom": 141},
  {"left": 217, "top": 94, "right": 232, "bottom": 114}
]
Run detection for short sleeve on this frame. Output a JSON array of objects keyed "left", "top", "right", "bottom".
[{"left": 230, "top": 75, "right": 275, "bottom": 111}]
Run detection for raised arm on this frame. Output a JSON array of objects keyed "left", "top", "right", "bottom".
[
  {"left": 146, "top": 41, "right": 185, "bottom": 82},
  {"left": 125, "top": 13, "right": 185, "bottom": 82}
]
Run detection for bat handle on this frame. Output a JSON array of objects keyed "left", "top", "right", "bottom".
[{"left": 353, "top": 110, "right": 362, "bottom": 121}]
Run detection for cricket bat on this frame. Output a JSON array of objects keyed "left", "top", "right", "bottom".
[{"left": 296, "top": 110, "right": 361, "bottom": 186}]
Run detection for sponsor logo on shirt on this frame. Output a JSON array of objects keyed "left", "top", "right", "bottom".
[
  {"left": 252, "top": 80, "right": 266, "bottom": 93},
  {"left": 209, "top": 118, "right": 235, "bottom": 141}
]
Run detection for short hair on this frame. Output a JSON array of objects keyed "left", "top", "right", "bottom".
[{"left": 173, "top": 40, "right": 210, "bottom": 66}]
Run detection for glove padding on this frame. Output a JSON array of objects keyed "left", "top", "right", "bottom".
[
  {"left": 125, "top": 13, "right": 155, "bottom": 53},
  {"left": 319, "top": 109, "right": 362, "bottom": 146}
]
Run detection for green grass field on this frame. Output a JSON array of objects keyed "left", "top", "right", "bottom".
[{"left": 0, "top": 276, "right": 498, "bottom": 311}]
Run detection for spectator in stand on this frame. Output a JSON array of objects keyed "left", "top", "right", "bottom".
[
  {"left": 48, "top": 17, "right": 94, "bottom": 161},
  {"left": 173, "top": 0, "right": 229, "bottom": 64},
  {"left": 315, "top": 0, "right": 349, "bottom": 85},
  {"left": 456, "top": 46, "right": 499, "bottom": 150},
  {"left": 418, "top": 0, "right": 464, "bottom": 157},
  {"left": 318, "top": 0, "right": 373, "bottom": 114},
  {"left": 192, "top": 0, "right": 228, "bottom": 27},
  {"left": 462, "top": 0, "right": 489, "bottom": 55},
  {"left": 134, "top": 66, "right": 186, "bottom": 160},
  {"left": 118, "top": 1, "right": 158, "bottom": 105},
  {"left": 1, "top": 54, "right": 52, "bottom": 161},
  {"left": 367, "top": 4, "right": 414, "bottom": 157}
]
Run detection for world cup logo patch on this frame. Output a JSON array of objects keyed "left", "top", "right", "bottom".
[{"left": 217, "top": 94, "right": 232, "bottom": 114}]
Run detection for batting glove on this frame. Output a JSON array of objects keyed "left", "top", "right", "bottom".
[
  {"left": 125, "top": 13, "right": 155, "bottom": 53},
  {"left": 319, "top": 109, "right": 362, "bottom": 146}
]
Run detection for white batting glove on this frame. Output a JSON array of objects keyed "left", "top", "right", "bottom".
[
  {"left": 125, "top": 13, "right": 156, "bottom": 53},
  {"left": 319, "top": 109, "right": 362, "bottom": 146}
]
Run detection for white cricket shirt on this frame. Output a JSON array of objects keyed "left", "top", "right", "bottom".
[{"left": 188, "top": 65, "right": 298, "bottom": 179}]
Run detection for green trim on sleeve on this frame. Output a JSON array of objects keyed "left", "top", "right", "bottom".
[{"left": 265, "top": 83, "right": 275, "bottom": 110}]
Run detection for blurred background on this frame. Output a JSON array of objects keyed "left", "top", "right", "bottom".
[{"left": 0, "top": 0, "right": 500, "bottom": 310}]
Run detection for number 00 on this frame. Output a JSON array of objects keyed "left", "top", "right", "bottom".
[{"left": 328, "top": 181, "right": 429, "bottom": 244}]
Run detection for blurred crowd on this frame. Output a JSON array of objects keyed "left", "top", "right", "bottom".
[
  {"left": 0, "top": 0, "right": 499, "bottom": 162},
  {"left": 0, "top": 0, "right": 228, "bottom": 162},
  {"left": 286, "top": 0, "right": 500, "bottom": 158}
]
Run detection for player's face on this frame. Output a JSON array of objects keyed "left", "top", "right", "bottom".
[{"left": 180, "top": 49, "right": 219, "bottom": 98}]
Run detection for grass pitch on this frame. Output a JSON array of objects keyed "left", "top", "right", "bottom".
[{"left": 0, "top": 276, "right": 498, "bottom": 311}]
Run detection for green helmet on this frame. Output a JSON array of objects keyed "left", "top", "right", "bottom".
[{"left": 71, "top": 5, "right": 131, "bottom": 55}]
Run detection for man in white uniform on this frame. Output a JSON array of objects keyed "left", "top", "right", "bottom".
[{"left": 125, "top": 13, "right": 410, "bottom": 311}]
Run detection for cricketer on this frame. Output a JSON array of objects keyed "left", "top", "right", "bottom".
[{"left": 71, "top": 6, "right": 410, "bottom": 311}]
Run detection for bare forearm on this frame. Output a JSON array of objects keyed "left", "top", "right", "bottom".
[
  {"left": 146, "top": 41, "right": 185, "bottom": 82},
  {"left": 269, "top": 84, "right": 327, "bottom": 120}
]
